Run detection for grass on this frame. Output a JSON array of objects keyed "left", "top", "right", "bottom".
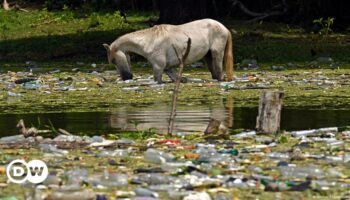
[
  {"left": 225, "top": 20, "right": 350, "bottom": 63},
  {"left": 0, "top": 9, "right": 349, "bottom": 64},
  {"left": 0, "top": 9, "right": 149, "bottom": 62}
]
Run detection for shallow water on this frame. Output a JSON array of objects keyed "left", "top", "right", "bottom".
[{"left": 1, "top": 101, "right": 350, "bottom": 136}]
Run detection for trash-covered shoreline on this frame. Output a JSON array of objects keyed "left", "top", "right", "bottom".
[
  {"left": 2, "top": 62, "right": 350, "bottom": 115},
  {"left": 1, "top": 125, "right": 350, "bottom": 199},
  {"left": 1, "top": 61, "right": 350, "bottom": 199}
]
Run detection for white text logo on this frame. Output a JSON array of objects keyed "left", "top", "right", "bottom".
[{"left": 6, "top": 159, "right": 48, "bottom": 184}]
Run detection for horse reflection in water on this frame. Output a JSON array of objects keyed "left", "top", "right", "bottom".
[{"left": 108, "top": 97, "right": 234, "bottom": 133}]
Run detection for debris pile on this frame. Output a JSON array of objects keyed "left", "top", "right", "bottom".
[{"left": 1, "top": 123, "right": 350, "bottom": 199}]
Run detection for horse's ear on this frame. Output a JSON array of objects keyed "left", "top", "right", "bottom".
[{"left": 103, "top": 44, "right": 110, "bottom": 53}]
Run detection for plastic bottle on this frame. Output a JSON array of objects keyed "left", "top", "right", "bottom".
[
  {"left": 183, "top": 192, "right": 211, "bottom": 200},
  {"left": 23, "top": 80, "right": 41, "bottom": 90},
  {"left": 122, "top": 86, "right": 140, "bottom": 91},
  {"left": 196, "top": 143, "right": 216, "bottom": 148},
  {"left": 248, "top": 165, "right": 263, "bottom": 173},
  {"left": 116, "top": 138, "right": 135, "bottom": 145},
  {"left": 0, "top": 135, "right": 25, "bottom": 142},
  {"left": 325, "top": 155, "right": 343, "bottom": 162},
  {"left": 220, "top": 82, "right": 235, "bottom": 89},
  {"left": 278, "top": 166, "right": 324, "bottom": 178},
  {"left": 218, "top": 149, "right": 239, "bottom": 156},
  {"left": 291, "top": 127, "right": 338, "bottom": 137},
  {"left": 213, "top": 194, "right": 233, "bottom": 200},
  {"left": 136, "top": 174, "right": 172, "bottom": 185},
  {"left": 161, "top": 161, "right": 193, "bottom": 171},
  {"left": 45, "top": 190, "right": 95, "bottom": 200},
  {"left": 327, "top": 140, "right": 344, "bottom": 147},
  {"left": 267, "top": 152, "right": 290, "bottom": 160},
  {"left": 96, "top": 149, "right": 129, "bottom": 158},
  {"left": 327, "top": 168, "right": 345, "bottom": 178},
  {"left": 149, "top": 184, "right": 175, "bottom": 191},
  {"left": 233, "top": 131, "right": 256, "bottom": 138},
  {"left": 91, "top": 136, "right": 104, "bottom": 142},
  {"left": 167, "top": 190, "right": 193, "bottom": 199},
  {"left": 53, "top": 135, "right": 83, "bottom": 142},
  {"left": 134, "top": 187, "right": 159, "bottom": 198},
  {"left": 313, "top": 180, "right": 349, "bottom": 188},
  {"left": 98, "top": 172, "right": 128, "bottom": 187},
  {"left": 291, "top": 129, "right": 317, "bottom": 137},
  {"left": 225, "top": 178, "right": 249, "bottom": 188},
  {"left": 66, "top": 169, "right": 89, "bottom": 185},
  {"left": 39, "top": 144, "right": 68, "bottom": 155},
  {"left": 144, "top": 149, "right": 175, "bottom": 164},
  {"left": 187, "top": 78, "right": 204, "bottom": 83},
  {"left": 7, "top": 91, "right": 23, "bottom": 97}
]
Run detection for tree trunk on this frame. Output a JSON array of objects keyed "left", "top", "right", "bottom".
[
  {"left": 256, "top": 90, "right": 284, "bottom": 134},
  {"left": 158, "top": 0, "right": 207, "bottom": 24},
  {"left": 152, "top": 0, "right": 158, "bottom": 10},
  {"left": 130, "top": 0, "right": 135, "bottom": 10},
  {"left": 3, "top": 0, "right": 10, "bottom": 10},
  {"left": 168, "top": 38, "right": 191, "bottom": 135}
]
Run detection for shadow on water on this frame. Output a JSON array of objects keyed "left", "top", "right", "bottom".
[{"left": 1, "top": 97, "right": 350, "bottom": 136}]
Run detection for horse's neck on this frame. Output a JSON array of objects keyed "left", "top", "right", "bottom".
[{"left": 114, "top": 34, "right": 148, "bottom": 57}]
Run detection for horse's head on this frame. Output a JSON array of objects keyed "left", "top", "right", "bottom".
[{"left": 103, "top": 44, "right": 133, "bottom": 81}]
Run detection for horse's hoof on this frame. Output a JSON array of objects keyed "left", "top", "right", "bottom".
[
  {"left": 180, "top": 77, "right": 188, "bottom": 83},
  {"left": 121, "top": 71, "right": 133, "bottom": 81}
]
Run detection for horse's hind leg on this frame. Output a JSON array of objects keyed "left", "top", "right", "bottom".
[
  {"left": 165, "top": 67, "right": 188, "bottom": 83},
  {"left": 204, "top": 51, "right": 216, "bottom": 79},
  {"left": 164, "top": 67, "right": 177, "bottom": 82},
  {"left": 211, "top": 50, "right": 225, "bottom": 81}
]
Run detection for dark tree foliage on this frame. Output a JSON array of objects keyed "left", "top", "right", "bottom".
[
  {"left": 156, "top": 0, "right": 348, "bottom": 28},
  {"left": 16, "top": 0, "right": 350, "bottom": 28},
  {"left": 157, "top": 0, "right": 209, "bottom": 24}
]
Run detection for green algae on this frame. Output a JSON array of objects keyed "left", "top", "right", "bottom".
[{"left": 1, "top": 67, "right": 350, "bottom": 115}]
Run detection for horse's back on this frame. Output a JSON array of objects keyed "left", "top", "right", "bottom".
[
  {"left": 175, "top": 19, "right": 229, "bottom": 63},
  {"left": 178, "top": 19, "right": 229, "bottom": 35},
  {"left": 178, "top": 19, "right": 229, "bottom": 47}
]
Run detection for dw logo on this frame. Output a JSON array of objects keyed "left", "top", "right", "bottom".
[{"left": 6, "top": 159, "right": 48, "bottom": 184}]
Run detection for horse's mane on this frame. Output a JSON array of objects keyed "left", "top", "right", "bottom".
[
  {"left": 130, "top": 25, "right": 171, "bottom": 37},
  {"left": 111, "top": 25, "right": 173, "bottom": 53}
]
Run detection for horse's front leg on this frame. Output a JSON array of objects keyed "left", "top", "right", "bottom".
[
  {"left": 165, "top": 67, "right": 188, "bottom": 83},
  {"left": 150, "top": 55, "right": 167, "bottom": 84},
  {"left": 150, "top": 62, "right": 167, "bottom": 84}
]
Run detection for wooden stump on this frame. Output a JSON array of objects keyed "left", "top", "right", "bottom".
[
  {"left": 256, "top": 90, "right": 284, "bottom": 134},
  {"left": 204, "top": 118, "right": 228, "bottom": 135},
  {"left": 204, "top": 118, "right": 221, "bottom": 135}
]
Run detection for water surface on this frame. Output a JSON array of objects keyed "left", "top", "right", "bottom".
[{"left": 1, "top": 101, "right": 350, "bottom": 136}]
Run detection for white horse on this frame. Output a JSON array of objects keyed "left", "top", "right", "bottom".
[{"left": 103, "top": 19, "right": 234, "bottom": 83}]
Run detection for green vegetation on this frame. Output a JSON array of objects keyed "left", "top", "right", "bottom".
[
  {"left": 0, "top": 10, "right": 349, "bottom": 64},
  {"left": 313, "top": 17, "right": 335, "bottom": 36},
  {"left": 0, "top": 9, "right": 151, "bottom": 62},
  {"left": 1, "top": 68, "right": 350, "bottom": 116}
]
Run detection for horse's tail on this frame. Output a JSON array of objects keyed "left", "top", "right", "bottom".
[{"left": 224, "top": 31, "right": 234, "bottom": 81}]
